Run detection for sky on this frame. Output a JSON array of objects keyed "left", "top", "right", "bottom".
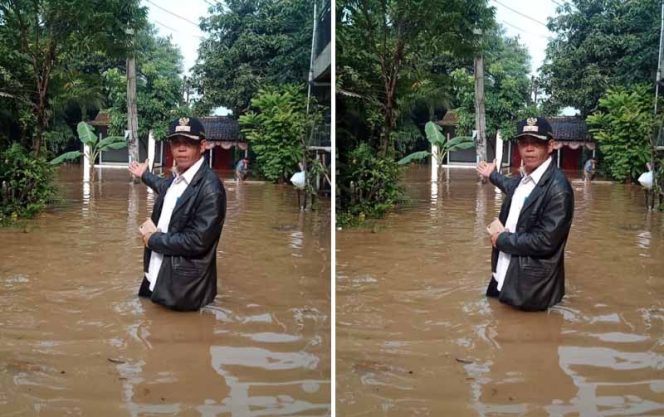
[
  {"left": 143, "top": 0, "right": 209, "bottom": 76},
  {"left": 492, "top": 0, "right": 561, "bottom": 76},
  {"left": 145, "top": 0, "right": 568, "bottom": 113}
]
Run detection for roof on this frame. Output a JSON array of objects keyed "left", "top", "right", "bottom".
[
  {"left": 199, "top": 116, "right": 244, "bottom": 142},
  {"left": 548, "top": 116, "right": 592, "bottom": 142},
  {"left": 89, "top": 110, "right": 110, "bottom": 127},
  {"left": 440, "top": 110, "right": 458, "bottom": 127}
]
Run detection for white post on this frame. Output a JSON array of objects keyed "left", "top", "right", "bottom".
[
  {"left": 557, "top": 148, "right": 561, "bottom": 168},
  {"left": 83, "top": 143, "right": 91, "bottom": 183},
  {"left": 496, "top": 130, "right": 503, "bottom": 170},
  {"left": 507, "top": 141, "right": 512, "bottom": 168},
  {"left": 431, "top": 144, "right": 439, "bottom": 183},
  {"left": 148, "top": 129, "right": 155, "bottom": 172}
]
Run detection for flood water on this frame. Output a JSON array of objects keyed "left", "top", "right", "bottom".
[
  {"left": 337, "top": 165, "right": 663, "bottom": 416},
  {"left": 0, "top": 166, "right": 330, "bottom": 416}
]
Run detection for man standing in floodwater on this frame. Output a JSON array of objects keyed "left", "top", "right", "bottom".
[
  {"left": 476, "top": 117, "right": 574, "bottom": 311},
  {"left": 128, "top": 117, "right": 226, "bottom": 311}
]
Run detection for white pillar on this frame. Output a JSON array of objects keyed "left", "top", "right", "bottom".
[
  {"left": 507, "top": 140, "right": 512, "bottom": 168},
  {"left": 148, "top": 129, "right": 155, "bottom": 172},
  {"left": 496, "top": 130, "right": 503, "bottom": 170},
  {"left": 557, "top": 148, "right": 561, "bottom": 168},
  {"left": 431, "top": 144, "right": 439, "bottom": 183},
  {"left": 83, "top": 143, "right": 91, "bottom": 183}
]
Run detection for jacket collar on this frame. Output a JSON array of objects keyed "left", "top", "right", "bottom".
[
  {"left": 172, "top": 159, "right": 210, "bottom": 215},
  {"left": 520, "top": 157, "right": 556, "bottom": 214}
]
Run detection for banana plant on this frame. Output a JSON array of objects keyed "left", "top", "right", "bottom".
[
  {"left": 398, "top": 121, "right": 474, "bottom": 181},
  {"left": 50, "top": 121, "right": 126, "bottom": 182}
]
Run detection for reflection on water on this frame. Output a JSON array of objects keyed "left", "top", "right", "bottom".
[
  {"left": 337, "top": 165, "right": 663, "bottom": 416},
  {"left": 0, "top": 166, "right": 330, "bottom": 416}
]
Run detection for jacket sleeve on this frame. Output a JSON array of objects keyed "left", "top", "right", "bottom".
[
  {"left": 496, "top": 188, "right": 574, "bottom": 257},
  {"left": 489, "top": 170, "right": 518, "bottom": 194},
  {"left": 141, "top": 171, "right": 171, "bottom": 195},
  {"left": 147, "top": 190, "right": 225, "bottom": 257}
]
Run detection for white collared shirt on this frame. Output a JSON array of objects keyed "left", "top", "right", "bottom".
[
  {"left": 145, "top": 157, "right": 205, "bottom": 291},
  {"left": 493, "top": 157, "right": 552, "bottom": 291}
]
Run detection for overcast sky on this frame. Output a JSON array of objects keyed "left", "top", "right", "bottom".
[
  {"left": 143, "top": 0, "right": 209, "bottom": 76},
  {"left": 144, "top": 0, "right": 568, "bottom": 113}
]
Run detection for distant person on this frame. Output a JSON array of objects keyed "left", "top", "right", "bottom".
[
  {"left": 235, "top": 156, "right": 249, "bottom": 181},
  {"left": 476, "top": 117, "right": 575, "bottom": 311},
  {"left": 583, "top": 157, "right": 596, "bottom": 182},
  {"left": 128, "top": 116, "right": 226, "bottom": 311}
]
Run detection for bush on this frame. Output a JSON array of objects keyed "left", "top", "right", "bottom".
[
  {"left": 0, "top": 143, "right": 55, "bottom": 223},
  {"left": 586, "top": 85, "right": 655, "bottom": 182},
  {"left": 337, "top": 143, "right": 403, "bottom": 226},
  {"left": 239, "top": 84, "right": 311, "bottom": 182}
]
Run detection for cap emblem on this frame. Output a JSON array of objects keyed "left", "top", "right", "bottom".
[{"left": 175, "top": 117, "right": 191, "bottom": 132}]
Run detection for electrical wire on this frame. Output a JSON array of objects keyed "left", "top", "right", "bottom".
[
  {"left": 491, "top": 0, "right": 549, "bottom": 28},
  {"left": 145, "top": 0, "right": 201, "bottom": 28}
]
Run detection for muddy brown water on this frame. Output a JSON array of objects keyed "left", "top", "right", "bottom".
[
  {"left": 337, "top": 166, "right": 663, "bottom": 416},
  {"left": 0, "top": 166, "right": 330, "bottom": 416}
]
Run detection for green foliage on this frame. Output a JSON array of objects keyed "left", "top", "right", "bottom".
[
  {"left": 0, "top": 0, "right": 147, "bottom": 154},
  {"left": 397, "top": 122, "right": 474, "bottom": 181},
  {"left": 0, "top": 144, "right": 55, "bottom": 223},
  {"left": 104, "top": 25, "right": 185, "bottom": 141},
  {"left": 451, "top": 28, "right": 533, "bottom": 140},
  {"left": 337, "top": 143, "right": 403, "bottom": 227},
  {"left": 193, "top": 0, "right": 313, "bottom": 116},
  {"left": 541, "top": 0, "right": 660, "bottom": 116},
  {"left": 239, "top": 85, "right": 309, "bottom": 182},
  {"left": 586, "top": 85, "right": 654, "bottom": 183},
  {"left": 50, "top": 122, "right": 126, "bottom": 181},
  {"left": 337, "top": 0, "right": 494, "bottom": 155}
]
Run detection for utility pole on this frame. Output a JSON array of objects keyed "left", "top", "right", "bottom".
[
  {"left": 126, "top": 28, "right": 139, "bottom": 182},
  {"left": 474, "top": 53, "right": 487, "bottom": 179}
]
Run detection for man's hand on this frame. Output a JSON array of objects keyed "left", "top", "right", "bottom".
[
  {"left": 490, "top": 231, "right": 503, "bottom": 248},
  {"left": 142, "top": 231, "right": 153, "bottom": 247},
  {"left": 129, "top": 159, "right": 149, "bottom": 178},
  {"left": 476, "top": 160, "right": 496, "bottom": 180}
]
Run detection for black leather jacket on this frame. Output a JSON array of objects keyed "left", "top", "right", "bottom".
[
  {"left": 486, "top": 162, "right": 574, "bottom": 311},
  {"left": 138, "top": 163, "right": 226, "bottom": 311}
]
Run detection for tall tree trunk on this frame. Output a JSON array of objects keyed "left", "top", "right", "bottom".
[
  {"left": 127, "top": 56, "right": 140, "bottom": 181},
  {"left": 474, "top": 54, "right": 487, "bottom": 182}
]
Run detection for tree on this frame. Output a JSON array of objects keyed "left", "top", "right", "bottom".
[
  {"left": 586, "top": 85, "right": 654, "bottom": 183},
  {"left": 337, "top": 0, "right": 494, "bottom": 156},
  {"left": 192, "top": 0, "right": 313, "bottom": 116},
  {"left": 0, "top": 0, "right": 147, "bottom": 156},
  {"left": 239, "top": 84, "right": 312, "bottom": 183},
  {"left": 103, "top": 26, "right": 185, "bottom": 142},
  {"left": 451, "top": 27, "right": 533, "bottom": 140},
  {"left": 541, "top": 0, "right": 660, "bottom": 117}
]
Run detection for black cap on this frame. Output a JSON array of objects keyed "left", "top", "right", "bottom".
[
  {"left": 167, "top": 117, "right": 206, "bottom": 141},
  {"left": 515, "top": 117, "right": 553, "bottom": 141}
]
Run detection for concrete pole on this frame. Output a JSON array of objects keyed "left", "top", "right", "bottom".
[
  {"left": 83, "top": 143, "right": 91, "bottom": 183},
  {"left": 148, "top": 130, "right": 155, "bottom": 172},
  {"left": 431, "top": 144, "right": 439, "bottom": 183}
]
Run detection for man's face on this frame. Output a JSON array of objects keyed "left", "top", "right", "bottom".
[
  {"left": 517, "top": 136, "right": 555, "bottom": 174},
  {"left": 170, "top": 136, "right": 206, "bottom": 171}
]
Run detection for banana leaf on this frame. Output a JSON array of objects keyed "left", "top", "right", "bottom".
[
  {"left": 50, "top": 150, "right": 82, "bottom": 165},
  {"left": 77, "top": 122, "right": 97, "bottom": 146},
  {"left": 398, "top": 150, "right": 431, "bottom": 165}
]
